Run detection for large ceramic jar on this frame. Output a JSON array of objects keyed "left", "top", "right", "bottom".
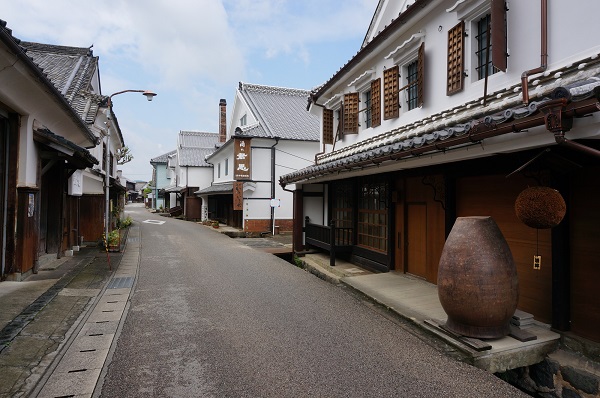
[{"left": 437, "top": 216, "right": 518, "bottom": 339}]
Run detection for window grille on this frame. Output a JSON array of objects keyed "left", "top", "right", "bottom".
[
  {"left": 363, "top": 90, "right": 372, "bottom": 128},
  {"left": 407, "top": 60, "right": 419, "bottom": 110},
  {"left": 476, "top": 14, "right": 498, "bottom": 80}
]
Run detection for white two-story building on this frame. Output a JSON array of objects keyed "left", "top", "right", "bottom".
[
  {"left": 198, "top": 85, "right": 320, "bottom": 233},
  {"left": 281, "top": 0, "right": 600, "bottom": 348}
]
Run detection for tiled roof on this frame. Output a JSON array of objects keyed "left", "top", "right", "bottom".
[
  {"left": 195, "top": 183, "right": 233, "bottom": 195},
  {"left": 238, "top": 83, "right": 319, "bottom": 141},
  {"left": 150, "top": 149, "right": 176, "bottom": 164},
  {"left": 177, "top": 131, "right": 219, "bottom": 167},
  {"left": 179, "top": 131, "right": 219, "bottom": 148},
  {"left": 20, "top": 42, "right": 103, "bottom": 126},
  {"left": 281, "top": 57, "right": 600, "bottom": 185},
  {"left": 179, "top": 147, "right": 216, "bottom": 167},
  {"left": 0, "top": 21, "right": 97, "bottom": 146}
]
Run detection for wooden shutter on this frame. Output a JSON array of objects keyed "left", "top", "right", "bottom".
[
  {"left": 417, "top": 42, "right": 425, "bottom": 108},
  {"left": 447, "top": 21, "right": 465, "bottom": 95},
  {"left": 323, "top": 108, "right": 334, "bottom": 144},
  {"left": 371, "top": 78, "right": 381, "bottom": 128},
  {"left": 383, "top": 66, "right": 399, "bottom": 120},
  {"left": 491, "top": 0, "right": 507, "bottom": 72},
  {"left": 343, "top": 92, "right": 359, "bottom": 134}
]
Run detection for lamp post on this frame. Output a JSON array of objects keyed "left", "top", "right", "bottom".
[{"left": 104, "top": 90, "right": 156, "bottom": 246}]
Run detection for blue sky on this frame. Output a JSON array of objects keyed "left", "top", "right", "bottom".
[{"left": 3, "top": 0, "right": 378, "bottom": 182}]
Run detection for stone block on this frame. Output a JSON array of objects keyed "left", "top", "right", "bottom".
[
  {"left": 530, "top": 358, "right": 559, "bottom": 389},
  {"left": 561, "top": 366, "right": 599, "bottom": 395}
]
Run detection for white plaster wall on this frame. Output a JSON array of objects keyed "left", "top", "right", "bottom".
[
  {"left": 185, "top": 166, "right": 213, "bottom": 190},
  {"left": 228, "top": 90, "right": 258, "bottom": 136},
  {"left": 17, "top": 115, "right": 38, "bottom": 187},
  {"left": 244, "top": 138, "right": 320, "bottom": 221},
  {"left": 319, "top": 0, "right": 600, "bottom": 154}
]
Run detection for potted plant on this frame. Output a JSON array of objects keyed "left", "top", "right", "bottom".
[
  {"left": 212, "top": 220, "right": 219, "bottom": 229},
  {"left": 104, "top": 229, "right": 120, "bottom": 252}
]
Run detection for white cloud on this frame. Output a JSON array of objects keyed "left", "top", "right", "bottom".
[{"left": 3, "top": 0, "right": 379, "bottom": 181}]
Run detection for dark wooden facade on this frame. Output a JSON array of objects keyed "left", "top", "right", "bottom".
[
  {"left": 300, "top": 147, "right": 600, "bottom": 342},
  {"left": 79, "top": 195, "right": 104, "bottom": 243}
]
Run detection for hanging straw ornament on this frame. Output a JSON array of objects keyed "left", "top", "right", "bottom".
[{"left": 515, "top": 186, "right": 566, "bottom": 229}]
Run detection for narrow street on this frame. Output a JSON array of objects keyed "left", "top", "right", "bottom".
[{"left": 98, "top": 204, "right": 528, "bottom": 397}]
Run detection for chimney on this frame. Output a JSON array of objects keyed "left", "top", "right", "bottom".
[{"left": 219, "top": 99, "right": 227, "bottom": 142}]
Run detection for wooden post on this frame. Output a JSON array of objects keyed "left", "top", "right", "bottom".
[{"left": 330, "top": 219, "right": 336, "bottom": 267}]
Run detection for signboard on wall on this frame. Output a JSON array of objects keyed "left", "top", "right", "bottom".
[
  {"left": 234, "top": 137, "right": 252, "bottom": 181},
  {"left": 233, "top": 181, "right": 244, "bottom": 210},
  {"left": 68, "top": 169, "right": 83, "bottom": 196}
]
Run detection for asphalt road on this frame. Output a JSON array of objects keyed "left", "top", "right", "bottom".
[{"left": 99, "top": 204, "right": 528, "bottom": 397}]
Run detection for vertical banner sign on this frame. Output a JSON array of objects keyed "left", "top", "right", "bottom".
[
  {"left": 233, "top": 181, "right": 244, "bottom": 210},
  {"left": 234, "top": 137, "right": 252, "bottom": 181}
]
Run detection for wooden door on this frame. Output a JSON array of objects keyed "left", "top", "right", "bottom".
[{"left": 406, "top": 203, "right": 427, "bottom": 279}]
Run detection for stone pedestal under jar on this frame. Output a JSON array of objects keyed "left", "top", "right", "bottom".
[{"left": 437, "top": 216, "right": 519, "bottom": 339}]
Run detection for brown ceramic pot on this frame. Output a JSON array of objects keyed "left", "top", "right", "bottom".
[{"left": 437, "top": 216, "right": 518, "bottom": 339}]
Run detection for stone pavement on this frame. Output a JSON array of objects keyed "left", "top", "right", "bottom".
[{"left": 0, "top": 228, "right": 133, "bottom": 398}]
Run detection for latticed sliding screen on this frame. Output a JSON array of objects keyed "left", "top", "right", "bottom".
[
  {"left": 343, "top": 92, "right": 359, "bottom": 134},
  {"left": 447, "top": 21, "right": 465, "bottom": 95},
  {"left": 323, "top": 108, "right": 334, "bottom": 144},
  {"left": 383, "top": 66, "right": 399, "bottom": 120},
  {"left": 358, "top": 178, "right": 388, "bottom": 253},
  {"left": 371, "top": 78, "right": 381, "bottom": 127},
  {"left": 332, "top": 181, "right": 354, "bottom": 246}
]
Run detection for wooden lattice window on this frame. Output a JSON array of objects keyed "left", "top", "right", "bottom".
[
  {"left": 323, "top": 108, "right": 334, "bottom": 144},
  {"left": 343, "top": 92, "right": 359, "bottom": 134},
  {"left": 332, "top": 181, "right": 354, "bottom": 246},
  {"left": 383, "top": 66, "right": 399, "bottom": 120},
  {"left": 357, "top": 178, "right": 388, "bottom": 253},
  {"left": 447, "top": 21, "right": 464, "bottom": 95},
  {"left": 371, "top": 78, "right": 381, "bottom": 127}
]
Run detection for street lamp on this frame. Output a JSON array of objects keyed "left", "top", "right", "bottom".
[{"left": 104, "top": 90, "right": 156, "bottom": 246}]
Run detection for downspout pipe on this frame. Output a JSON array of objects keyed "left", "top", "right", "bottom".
[
  {"left": 521, "top": 0, "right": 548, "bottom": 105},
  {"left": 308, "top": 96, "right": 326, "bottom": 163},
  {"left": 270, "top": 137, "right": 280, "bottom": 235},
  {"left": 554, "top": 132, "right": 600, "bottom": 158}
]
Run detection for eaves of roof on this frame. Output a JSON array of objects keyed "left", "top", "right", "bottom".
[
  {"left": 33, "top": 127, "right": 98, "bottom": 169},
  {"left": 282, "top": 58, "right": 600, "bottom": 186},
  {"left": 311, "top": 0, "right": 434, "bottom": 104},
  {"left": 194, "top": 183, "right": 233, "bottom": 195},
  {"left": 0, "top": 21, "right": 97, "bottom": 147},
  {"left": 150, "top": 149, "right": 177, "bottom": 164}
]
